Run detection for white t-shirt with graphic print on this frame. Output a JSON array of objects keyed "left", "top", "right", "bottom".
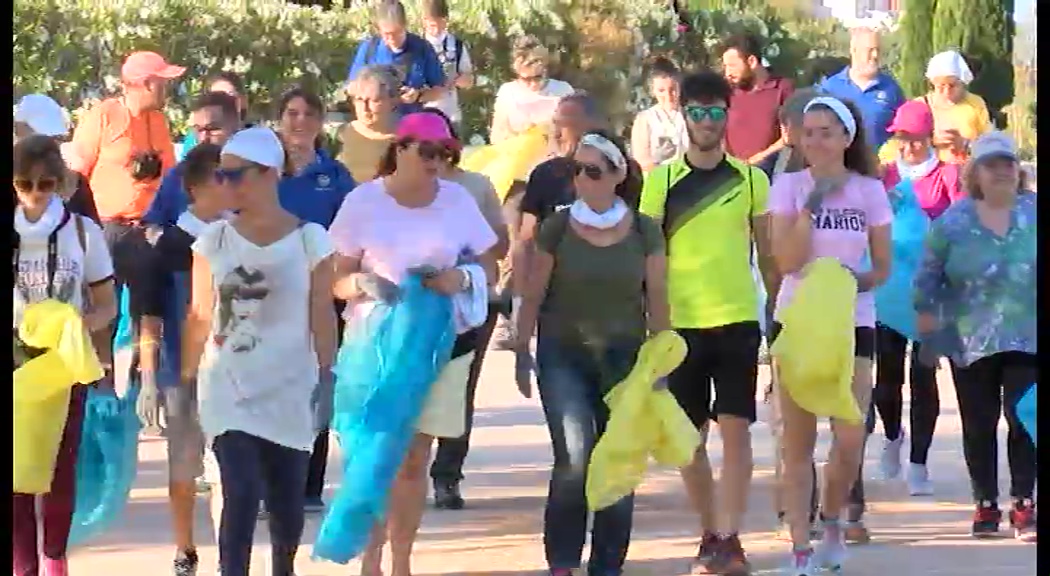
[
  {"left": 192, "top": 220, "right": 334, "bottom": 452},
  {"left": 13, "top": 210, "right": 113, "bottom": 327}
]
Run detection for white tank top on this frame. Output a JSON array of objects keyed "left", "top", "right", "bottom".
[{"left": 638, "top": 105, "right": 689, "bottom": 166}]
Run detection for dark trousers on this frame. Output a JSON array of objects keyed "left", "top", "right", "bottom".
[
  {"left": 12, "top": 387, "right": 87, "bottom": 575},
  {"left": 430, "top": 307, "right": 499, "bottom": 484},
  {"left": 873, "top": 324, "right": 940, "bottom": 464},
  {"left": 536, "top": 335, "right": 640, "bottom": 574},
  {"left": 845, "top": 401, "right": 876, "bottom": 522},
  {"left": 949, "top": 352, "right": 1038, "bottom": 503},
  {"left": 212, "top": 431, "right": 310, "bottom": 576}
]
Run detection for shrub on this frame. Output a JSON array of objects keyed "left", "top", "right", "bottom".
[{"left": 14, "top": 0, "right": 848, "bottom": 143}]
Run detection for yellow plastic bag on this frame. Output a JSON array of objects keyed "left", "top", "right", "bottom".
[
  {"left": 460, "top": 126, "right": 550, "bottom": 202},
  {"left": 770, "top": 258, "right": 862, "bottom": 423},
  {"left": 586, "top": 331, "right": 699, "bottom": 511},
  {"left": 14, "top": 300, "right": 104, "bottom": 494}
]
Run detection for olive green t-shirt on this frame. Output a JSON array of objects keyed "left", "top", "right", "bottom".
[{"left": 536, "top": 210, "right": 665, "bottom": 345}]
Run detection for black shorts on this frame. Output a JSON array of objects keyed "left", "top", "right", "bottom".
[
  {"left": 768, "top": 321, "right": 876, "bottom": 360},
  {"left": 667, "top": 321, "right": 762, "bottom": 426}
]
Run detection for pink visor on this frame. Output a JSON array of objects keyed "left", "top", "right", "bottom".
[{"left": 395, "top": 112, "right": 457, "bottom": 144}]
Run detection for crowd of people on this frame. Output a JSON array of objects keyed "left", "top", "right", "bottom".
[{"left": 12, "top": 1, "right": 1037, "bottom": 575}]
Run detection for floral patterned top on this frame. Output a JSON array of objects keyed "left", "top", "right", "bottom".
[{"left": 914, "top": 192, "right": 1037, "bottom": 367}]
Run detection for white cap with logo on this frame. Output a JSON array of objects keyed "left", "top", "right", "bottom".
[
  {"left": 14, "top": 94, "right": 69, "bottom": 137},
  {"left": 220, "top": 126, "right": 286, "bottom": 169},
  {"left": 970, "top": 131, "right": 1018, "bottom": 163}
]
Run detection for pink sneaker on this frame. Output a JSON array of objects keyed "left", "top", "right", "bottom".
[{"left": 42, "top": 558, "right": 68, "bottom": 576}]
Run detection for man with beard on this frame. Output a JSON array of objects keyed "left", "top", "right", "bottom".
[
  {"left": 818, "top": 27, "right": 904, "bottom": 152},
  {"left": 639, "top": 70, "right": 778, "bottom": 576},
  {"left": 720, "top": 33, "right": 795, "bottom": 176}
]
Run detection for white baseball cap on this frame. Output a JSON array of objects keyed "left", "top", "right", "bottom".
[
  {"left": 14, "top": 94, "right": 69, "bottom": 137},
  {"left": 971, "top": 131, "right": 1018, "bottom": 163},
  {"left": 220, "top": 126, "right": 285, "bottom": 169}
]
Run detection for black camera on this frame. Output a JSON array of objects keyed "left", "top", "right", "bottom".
[{"left": 128, "top": 150, "right": 163, "bottom": 182}]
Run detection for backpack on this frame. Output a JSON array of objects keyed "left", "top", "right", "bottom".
[
  {"left": 434, "top": 35, "right": 466, "bottom": 76},
  {"left": 363, "top": 37, "right": 418, "bottom": 86}
]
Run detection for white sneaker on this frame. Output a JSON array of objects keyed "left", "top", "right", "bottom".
[
  {"left": 907, "top": 463, "right": 934, "bottom": 496},
  {"left": 785, "top": 547, "right": 817, "bottom": 575},
  {"left": 879, "top": 430, "right": 905, "bottom": 480},
  {"left": 815, "top": 522, "right": 848, "bottom": 572}
]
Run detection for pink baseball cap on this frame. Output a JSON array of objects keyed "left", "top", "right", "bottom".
[
  {"left": 121, "top": 51, "right": 186, "bottom": 83},
  {"left": 395, "top": 112, "right": 457, "bottom": 144},
  {"left": 886, "top": 100, "right": 934, "bottom": 137}
]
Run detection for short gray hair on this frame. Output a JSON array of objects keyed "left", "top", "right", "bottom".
[
  {"left": 778, "top": 87, "right": 822, "bottom": 125},
  {"left": 348, "top": 65, "right": 400, "bottom": 99},
  {"left": 373, "top": 0, "right": 407, "bottom": 26}
]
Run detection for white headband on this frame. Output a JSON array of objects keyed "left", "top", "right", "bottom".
[
  {"left": 804, "top": 96, "right": 858, "bottom": 144},
  {"left": 579, "top": 134, "right": 627, "bottom": 171}
]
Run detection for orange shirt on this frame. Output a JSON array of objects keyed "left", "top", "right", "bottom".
[{"left": 71, "top": 98, "right": 176, "bottom": 220}]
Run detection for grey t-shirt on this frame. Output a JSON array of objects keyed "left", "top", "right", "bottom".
[
  {"left": 536, "top": 210, "right": 664, "bottom": 346},
  {"left": 444, "top": 170, "right": 506, "bottom": 238}
]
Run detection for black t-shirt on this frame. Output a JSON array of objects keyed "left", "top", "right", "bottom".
[
  {"left": 124, "top": 224, "right": 196, "bottom": 319},
  {"left": 520, "top": 156, "right": 577, "bottom": 226}
]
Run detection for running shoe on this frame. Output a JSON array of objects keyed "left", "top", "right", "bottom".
[
  {"left": 784, "top": 547, "right": 817, "bottom": 576},
  {"left": 303, "top": 497, "right": 326, "bottom": 514},
  {"left": 706, "top": 533, "right": 750, "bottom": 575},
  {"left": 971, "top": 501, "right": 1002, "bottom": 538},
  {"left": 1009, "top": 499, "right": 1037, "bottom": 542},
  {"left": 815, "top": 521, "right": 848, "bottom": 572},
  {"left": 906, "top": 463, "right": 934, "bottom": 496},
  {"left": 843, "top": 521, "right": 871, "bottom": 544},
  {"left": 173, "top": 549, "right": 199, "bottom": 576},
  {"left": 490, "top": 318, "right": 516, "bottom": 350},
  {"left": 879, "top": 430, "right": 905, "bottom": 480},
  {"left": 433, "top": 480, "right": 465, "bottom": 510},
  {"left": 689, "top": 531, "right": 720, "bottom": 574}
]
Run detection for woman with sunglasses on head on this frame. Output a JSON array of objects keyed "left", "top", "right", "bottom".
[
  {"left": 13, "top": 135, "right": 117, "bottom": 576},
  {"left": 489, "top": 35, "right": 575, "bottom": 144},
  {"left": 420, "top": 109, "right": 510, "bottom": 510},
  {"left": 914, "top": 131, "right": 1036, "bottom": 542},
  {"left": 337, "top": 66, "right": 400, "bottom": 184},
  {"left": 514, "top": 130, "right": 666, "bottom": 576},
  {"left": 180, "top": 127, "right": 338, "bottom": 576},
  {"left": 767, "top": 96, "right": 892, "bottom": 575},
  {"left": 329, "top": 112, "right": 498, "bottom": 576}
]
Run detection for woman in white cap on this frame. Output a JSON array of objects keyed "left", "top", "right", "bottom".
[
  {"left": 14, "top": 94, "right": 99, "bottom": 223},
  {"left": 916, "top": 50, "right": 992, "bottom": 164},
  {"left": 179, "top": 126, "right": 338, "bottom": 576},
  {"left": 767, "top": 96, "right": 892, "bottom": 575},
  {"left": 914, "top": 131, "right": 1037, "bottom": 542},
  {"left": 514, "top": 130, "right": 666, "bottom": 576},
  {"left": 328, "top": 111, "right": 497, "bottom": 576}
]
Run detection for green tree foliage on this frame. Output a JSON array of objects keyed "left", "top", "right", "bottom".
[
  {"left": 895, "top": 0, "right": 936, "bottom": 98},
  {"left": 932, "top": 0, "right": 1015, "bottom": 124}
]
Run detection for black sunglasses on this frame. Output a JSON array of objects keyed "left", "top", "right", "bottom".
[
  {"left": 400, "top": 139, "right": 454, "bottom": 162},
  {"left": 14, "top": 177, "right": 58, "bottom": 194},
  {"left": 574, "top": 161, "right": 605, "bottom": 181}
]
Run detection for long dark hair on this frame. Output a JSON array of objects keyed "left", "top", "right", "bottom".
[
  {"left": 275, "top": 86, "right": 327, "bottom": 152},
  {"left": 578, "top": 129, "right": 642, "bottom": 210},
  {"left": 804, "top": 98, "right": 878, "bottom": 178}
]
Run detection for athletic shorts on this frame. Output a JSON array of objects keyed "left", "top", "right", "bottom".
[
  {"left": 162, "top": 384, "right": 205, "bottom": 483},
  {"left": 667, "top": 321, "right": 762, "bottom": 426}
]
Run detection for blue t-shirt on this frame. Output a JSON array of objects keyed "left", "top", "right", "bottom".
[
  {"left": 818, "top": 68, "right": 905, "bottom": 150},
  {"left": 142, "top": 150, "right": 356, "bottom": 229},
  {"left": 347, "top": 33, "right": 446, "bottom": 115}
]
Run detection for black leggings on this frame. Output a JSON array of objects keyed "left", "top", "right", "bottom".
[
  {"left": 873, "top": 325, "right": 940, "bottom": 465},
  {"left": 949, "top": 352, "right": 1038, "bottom": 503}
]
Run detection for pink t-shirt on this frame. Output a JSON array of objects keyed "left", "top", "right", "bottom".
[
  {"left": 329, "top": 177, "right": 498, "bottom": 321},
  {"left": 768, "top": 169, "right": 893, "bottom": 327}
]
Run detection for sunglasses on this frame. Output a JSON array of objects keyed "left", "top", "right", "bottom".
[
  {"left": 216, "top": 165, "right": 261, "bottom": 185},
  {"left": 14, "top": 177, "right": 58, "bottom": 194},
  {"left": 574, "top": 161, "right": 605, "bottom": 181},
  {"left": 519, "top": 74, "right": 545, "bottom": 83},
  {"left": 684, "top": 104, "right": 728, "bottom": 123},
  {"left": 401, "top": 139, "right": 454, "bottom": 162}
]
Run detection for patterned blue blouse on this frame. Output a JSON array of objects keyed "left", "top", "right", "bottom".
[{"left": 913, "top": 192, "right": 1037, "bottom": 367}]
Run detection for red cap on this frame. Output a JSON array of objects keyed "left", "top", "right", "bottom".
[
  {"left": 886, "top": 100, "right": 934, "bottom": 138},
  {"left": 121, "top": 51, "right": 186, "bottom": 83}
]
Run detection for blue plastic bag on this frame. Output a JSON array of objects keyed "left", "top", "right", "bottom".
[
  {"left": 69, "top": 385, "right": 142, "bottom": 546},
  {"left": 875, "top": 179, "right": 930, "bottom": 340},
  {"left": 314, "top": 277, "right": 455, "bottom": 564},
  {"left": 1016, "top": 384, "right": 1037, "bottom": 446}
]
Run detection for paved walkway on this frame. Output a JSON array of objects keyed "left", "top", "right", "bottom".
[{"left": 70, "top": 356, "right": 1037, "bottom": 575}]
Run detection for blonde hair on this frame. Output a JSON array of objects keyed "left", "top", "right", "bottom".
[
  {"left": 962, "top": 158, "right": 1028, "bottom": 200},
  {"left": 512, "top": 35, "right": 550, "bottom": 76}
]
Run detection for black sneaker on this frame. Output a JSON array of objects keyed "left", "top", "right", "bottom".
[
  {"left": 173, "top": 549, "right": 199, "bottom": 576},
  {"left": 972, "top": 501, "right": 1002, "bottom": 538},
  {"left": 434, "top": 481, "right": 465, "bottom": 510},
  {"left": 690, "top": 532, "right": 720, "bottom": 574},
  {"left": 303, "top": 497, "right": 326, "bottom": 514}
]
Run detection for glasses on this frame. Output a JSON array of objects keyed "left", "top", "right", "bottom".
[
  {"left": 684, "top": 104, "right": 728, "bottom": 123},
  {"left": 574, "top": 161, "right": 605, "bottom": 181},
  {"left": 406, "top": 140, "right": 453, "bottom": 162},
  {"left": 216, "top": 166, "right": 260, "bottom": 185},
  {"left": 14, "top": 177, "right": 58, "bottom": 194}
]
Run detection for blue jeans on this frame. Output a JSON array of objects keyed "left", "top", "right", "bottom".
[
  {"left": 536, "top": 334, "right": 640, "bottom": 575},
  {"left": 212, "top": 431, "right": 310, "bottom": 576}
]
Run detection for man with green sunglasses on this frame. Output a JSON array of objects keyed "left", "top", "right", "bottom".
[{"left": 639, "top": 70, "right": 779, "bottom": 576}]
